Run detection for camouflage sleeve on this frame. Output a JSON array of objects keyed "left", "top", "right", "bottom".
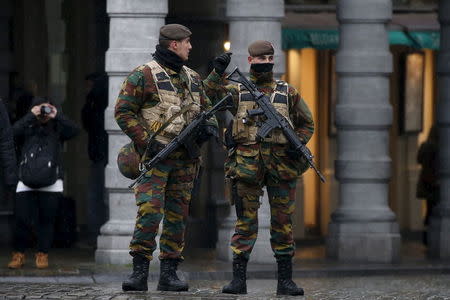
[
  {"left": 288, "top": 85, "right": 314, "bottom": 144},
  {"left": 114, "top": 67, "right": 153, "bottom": 151},
  {"left": 203, "top": 69, "right": 239, "bottom": 115},
  {"left": 190, "top": 71, "right": 218, "bottom": 128}
]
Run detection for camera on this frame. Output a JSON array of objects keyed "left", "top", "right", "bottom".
[{"left": 40, "top": 105, "right": 52, "bottom": 115}]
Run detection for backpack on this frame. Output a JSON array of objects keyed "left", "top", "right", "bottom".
[{"left": 19, "top": 136, "right": 59, "bottom": 188}]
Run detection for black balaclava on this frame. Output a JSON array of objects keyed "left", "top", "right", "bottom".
[
  {"left": 250, "top": 63, "right": 274, "bottom": 84},
  {"left": 250, "top": 63, "right": 274, "bottom": 73},
  {"left": 153, "top": 44, "right": 184, "bottom": 73}
]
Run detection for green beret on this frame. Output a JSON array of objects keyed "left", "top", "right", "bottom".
[
  {"left": 248, "top": 40, "right": 274, "bottom": 56},
  {"left": 159, "top": 24, "right": 192, "bottom": 41}
]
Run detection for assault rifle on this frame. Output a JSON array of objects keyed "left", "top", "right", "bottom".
[
  {"left": 226, "top": 67, "right": 325, "bottom": 183},
  {"left": 129, "top": 93, "right": 233, "bottom": 188}
]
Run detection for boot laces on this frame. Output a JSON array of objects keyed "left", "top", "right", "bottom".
[
  {"left": 131, "top": 256, "right": 149, "bottom": 279},
  {"left": 278, "top": 260, "right": 292, "bottom": 280}
]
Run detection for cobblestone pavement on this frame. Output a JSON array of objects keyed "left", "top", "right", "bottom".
[{"left": 1, "top": 274, "right": 450, "bottom": 300}]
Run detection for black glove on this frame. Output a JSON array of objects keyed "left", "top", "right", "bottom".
[
  {"left": 213, "top": 52, "right": 232, "bottom": 76},
  {"left": 147, "top": 140, "right": 165, "bottom": 157},
  {"left": 196, "top": 124, "right": 219, "bottom": 145},
  {"left": 137, "top": 139, "right": 164, "bottom": 157}
]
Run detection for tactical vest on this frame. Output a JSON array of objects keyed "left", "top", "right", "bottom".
[
  {"left": 232, "top": 80, "right": 291, "bottom": 144},
  {"left": 139, "top": 60, "right": 202, "bottom": 144}
]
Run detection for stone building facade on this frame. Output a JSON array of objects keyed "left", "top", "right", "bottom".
[{"left": 0, "top": 0, "right": 448, "bottom": 263}]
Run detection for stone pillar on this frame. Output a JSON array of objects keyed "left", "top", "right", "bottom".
[
  {"left": 95, "top": 0, "right": 167, "bottom": 264},
  {"left": 225, "top": 0, "right": 285, "bottom": 77},
  {"left": 216, "top": 0, "right": 284, "bottom": 264},
  {"left": 326, "top": 0, "right": 400, "bottom": 263},
  {"left": 428, "top": 0, "right": 450, "bottom": 259}
]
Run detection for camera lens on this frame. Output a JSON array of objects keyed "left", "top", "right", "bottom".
[{"left": 40, "top": 106, "right": 52, "bottom": 115}]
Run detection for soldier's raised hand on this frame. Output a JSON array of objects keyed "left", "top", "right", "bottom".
[{"left": 213, "top": 52, "right": 232, "bottom": 76}]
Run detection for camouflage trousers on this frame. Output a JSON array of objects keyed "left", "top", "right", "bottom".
[
  {"left": 129, "top": 153, "right": 198, "bottom": 261},
  {"left": 226, "top": 143, "right": 302, "bottom": 260}
]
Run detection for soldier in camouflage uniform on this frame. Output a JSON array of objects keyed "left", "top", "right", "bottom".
[
  {"left": 204, "top": 40, "right": 314, "bottom": 296},
  {"left": 115, "top": 24, "right": 217, "bottom": 292}
]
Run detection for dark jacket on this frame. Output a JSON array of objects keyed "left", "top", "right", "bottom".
[
  {"left": 417, "top": 126, "right": 439, "bottom": 202},
  {"left": 13, "top": 108, "right": 80, "bottom": 180},
  {"left": 82, "top": 74, "right": 108, "bottom": 162},
  {"left": 0, "top": 99, "right": 18, "bottom": 186}
]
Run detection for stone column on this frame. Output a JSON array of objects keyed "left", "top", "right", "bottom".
[
  {"left": 95, "top": 0, "right": 167, "bottom": 264},
  {"left": 216, "top": 0, "right": 284, "bottom": 264},
  {"left": 225, "top": 0, "right": 285, "bottom": 77},
  {"left": 428, "top": 0, "right": 450, "bottom": 259},
  {"left": 326, "top": 0, "right": 400, "bottom": 263}
]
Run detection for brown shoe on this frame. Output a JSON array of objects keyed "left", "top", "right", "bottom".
[
  {"left": 8, "top": 252, "right": 25, "bottom": 269},
  {"left": 35, "top": 252, "right": 49, "bottom": 269}
]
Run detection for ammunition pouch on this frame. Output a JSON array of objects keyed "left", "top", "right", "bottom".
[{"left": 236, "top": 182, "right": 263, "bottom": 210}]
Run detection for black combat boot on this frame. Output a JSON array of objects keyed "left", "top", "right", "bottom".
[
  {"left": 122, "top": 255, "right": 150, "bottom": 291},
  {"left": 222, "top": 256, "right": 248, "bottom": 294},
  {"left": 157, "top": 259, "right": 189, "bottom": 291},
  {"left": 276, "top": 258, "right": 304, "bottom": 296}
]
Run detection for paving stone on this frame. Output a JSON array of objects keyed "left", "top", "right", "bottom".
[
  {"left": 1, "top": 275, "right": 450, "bottom": 299},
  {"left": 110, "top": 296, "right": 129, "bottom": 300}
]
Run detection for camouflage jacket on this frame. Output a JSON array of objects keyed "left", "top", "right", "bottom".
[
  {"left": 203, "top": 69, "right": 314, "bottom": 145},
  {"left": 115, "top": 61, "right": 217, "bottom": 153}
]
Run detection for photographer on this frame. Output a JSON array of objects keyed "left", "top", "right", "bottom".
[{"left": 7, "top": 97, "right": 79, "bottom": 269}]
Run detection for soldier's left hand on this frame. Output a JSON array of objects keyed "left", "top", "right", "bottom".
[{"left": 213, "top": 52, "right": 232, "bottom": 76}]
